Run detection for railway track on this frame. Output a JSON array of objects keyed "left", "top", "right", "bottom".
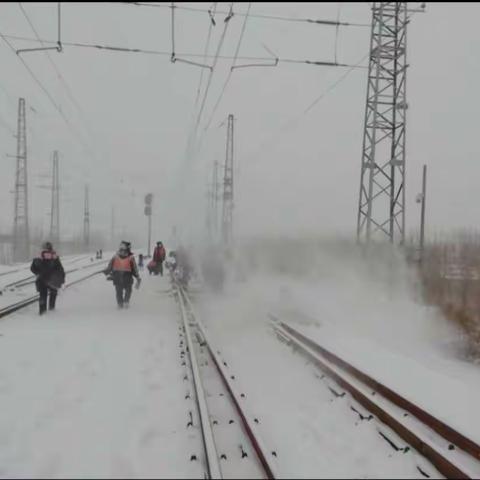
[
  {"left": 0, "top": 263, "right": 107, "bottom": 319},
  {"left": 271, "top": 317, "right": 480, "bottom": 480},
  {"left": 0, "top": 258, "right": 107, "bottom": 294},
  {"left": 173, "top": 283, "right": 278, "bottom": 479},
  {"left": 0, "top": 254, "right": 91, "bottom": 280}
]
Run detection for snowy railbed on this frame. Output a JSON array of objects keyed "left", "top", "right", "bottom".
[
  {"left": 0, "top": 254, "right": 110, "bottom": 311},
  {"left": 0, "top": 273, "right": 203, "bottom": 478}
]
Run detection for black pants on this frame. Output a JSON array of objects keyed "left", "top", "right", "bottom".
[
  {"left": 115, "top": 284, "right": 132, "bottom": 307},
  {"left": 154, "top": 261, "right": 163, "bottom": 276},
  {"left": 38, "top": 283, "right": 58, "bottom": 315}
]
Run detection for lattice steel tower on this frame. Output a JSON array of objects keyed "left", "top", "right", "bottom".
[
  {"left": 357, "top": 2, "right": 408, "bottom": 244},
  {"left": 221, "top": 115, "right": 234, "bottom": 247},
  {"left": 13, "top": 98, "right": 30, "bottom": 262},
  {"left": 49, "top": 151, "right": 60, "bottom": 246},
  {"left": 83, "top": 185, "right": 90, "bottom": 248}
]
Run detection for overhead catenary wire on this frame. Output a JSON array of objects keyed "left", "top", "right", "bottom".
[
  {"left": 184, "top": 2, "right": 218, "bottom": 157},
  {"left": 193, "top": 2, "right": 218, "bottom": 110},
  {"left": 247, "top": 50, "right": 370, "bottom": 160},
  {"left": 303, "top": 51, "right": 369, "bottom": 114},
  {"left": 193, "top": 2, "right": 234, "bottom": 140},
  {"left": 119, "top": 2, "right": 369, "bottom": 27},
  {"left": 0, "top": 31, "right": 98, "bottom": 166},
  {"left": 202, "top": 2, "right": 252, "bottom": 133},
  {"left": 17, "top": 3, "right": 96, "bottom": 147},
  {"left": 1, "top": 34, "right": 366, "bottom": 70}
]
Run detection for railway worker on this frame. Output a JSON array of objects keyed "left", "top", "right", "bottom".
[
  {"left": 103, "top": 241, "right": 141, "bottom": 309},
  {"left": 30, "top": 241, "right": 66, "bottom": 315},
  {"left": 152, "top": 241, "right": 166, "bottom": 276}
]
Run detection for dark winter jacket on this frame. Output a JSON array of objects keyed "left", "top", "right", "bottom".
[
  {"left": 31, "top": 250, "right": 66, "bottom": 290},
  {"left": 104, "top": 253, "right": 139, "bottom": 287}
]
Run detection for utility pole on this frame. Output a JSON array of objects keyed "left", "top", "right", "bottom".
[
  {"left": 144, "top": 193, "right": 153, "bottom": 257},
  {"left": 222, "top": 114, "right": 234, "bottom": 247},
  {"left": 12, "top": 98, "right": 30, "bottom": 262},
  {"left": 83, "top": 184, "right": 90, "bottom": 249},
  {"left": 356, "top": 2, "right": 409, "bottom": 245},
  {"left": 418, "top": 164, "right": 427, "bottom": 262},
  {"left": 206, "top": 183, "right": 213, "bottom": 240},
  {"left": 49, "top": 150, "right": 60, "bottom": 246}
]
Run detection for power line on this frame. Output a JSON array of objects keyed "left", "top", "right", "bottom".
[
  {"left": 0, "top": 31, "right": 98, "bottom": 165},
  {"left": 0, "top": 34, "right": 366, "bottom": 70},
  {"left": 184, "top": 2, "right": 217, "bottom": 158},
  {"left": 247, "top": 51, "right": 370, "bottom": 159},
  {"left": 194, "top": 3, "right": 234, "bottom": 137},
  {"left": 120, "top": 2, "right": 369, "bottom": 27},
  {"left": 304, "top": 52, "right": 370, "bottom": 114},
  {"left": 17, "top": 3, "right": 97, "bottom": 148},
  {"left": 0, "top": 32, "right": 66, "bottom": 123},
  {"left": 203, "top": 2, "right": 252, "bottom": 133},
  {"left": 193, "top": 2, "right": 217, "bottom": 110}
]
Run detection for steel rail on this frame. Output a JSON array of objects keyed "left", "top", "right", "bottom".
[
  {"left": 175, "top": 284, "right": 222, "bottom": 479},
  {"left": 1, "top": 259, "right": 107, "bottom": 292},
  {"left": 272, "top": 319, "right": 480, "bottom": 479},
  {"left": 181, "top": 287, "right": 278, "bottom": 479},
  {"left": 0, "top": 268, "right": 106, "bottom": 319},
  {"left": 0, "top": 254, "right": 91, "bottom": 279}
]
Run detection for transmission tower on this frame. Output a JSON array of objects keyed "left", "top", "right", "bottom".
[
  {"left": 221, "top": 114, "right": 234, "bottom": 247},
  {"left": 12, "top": 98, "right": 30, "bottom": 262},
  {"left": 207, "top": 160, "right": 220, "bottom": 241},
  {"left": 83, "top": 184, "right": 90, "bottom": 248},
  {"left": 49, "top": 151, "right": 60, "bottom": 246},
  {"left": 356, "top": 2, "right": 408, "bottom": 245}
]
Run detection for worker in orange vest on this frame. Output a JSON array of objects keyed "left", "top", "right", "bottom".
[{"left": 104, "top": 241, "right": 141, "bottom": 309}]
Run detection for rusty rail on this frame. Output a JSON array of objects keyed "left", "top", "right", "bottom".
[{"left": 273, "top": 319, "right": 480, "bottom": 479}]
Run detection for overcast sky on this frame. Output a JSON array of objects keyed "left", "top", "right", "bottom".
[{"left": 0, "top": 2, "right": 478, "bottom": 248}]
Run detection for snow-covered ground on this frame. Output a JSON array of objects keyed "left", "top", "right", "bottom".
[
  {"left": 0, "top": 254, "right": 110, "bottom": 311},
  {"left": 192, "top": 239, "right": 479, "bottom": 478},
  {"left": 0, "top": 239, "right": 477, "bottom": 478},
  {"left": 0, "top": 272, "right": 202, "bottom": 478}
]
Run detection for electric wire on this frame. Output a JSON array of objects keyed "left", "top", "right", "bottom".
[
  {"left": 1, "top": 34, "right": 366, "bottom": 69},
  {"left": 18, "top": 3, "right": 96, "bottom": 146},
  {"left": 193, "top": 2, "right": 234, "bottom": 139},
  {"left": 194, "top": 2, "right": 217, "bottom": 110},
  {"left": 120, "top": 2, "right": 369, "bottom": 27},
  {"left": 303, "top": 51, "right": 369, "bottom": 114},
  {"left": 2, "top": 34, "right": 366, "bottom": 69},
  {"left": 203, "top": 2, "right": 252, "bottom": 133},
  {"left": 248, "top": 50, "right": 370, "bottom": 159},
  {"left": 0, "top": 31, "right": 97, "bottom": 164},
  {"left": 184, "top": 2, "right": 217, "bottom": 159}
]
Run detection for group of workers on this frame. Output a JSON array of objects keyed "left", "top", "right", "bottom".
[{"left": 30, "top": 239, "right": 190, "bottom": 314}]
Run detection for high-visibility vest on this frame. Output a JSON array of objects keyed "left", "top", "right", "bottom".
[{"left": 112, "top": 255, "right": 132, "bottom": 272}]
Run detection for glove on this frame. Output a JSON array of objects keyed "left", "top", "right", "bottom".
[{"left": 135, "top": 278, "right": 142, "bottom": 290}]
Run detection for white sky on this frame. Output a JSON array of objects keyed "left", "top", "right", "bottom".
[{"left": 0, "top": 2, "right": 478, "bottom": 246}]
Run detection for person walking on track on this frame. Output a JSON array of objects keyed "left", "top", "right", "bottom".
[
  {"left": 104, "top": 241, "right": 141, "bottom": 309},
  {"left": 152, "top": 241, "right": 166, "bottom": 276},
  {"left": 31, "top": 241, "right": 65, "bottom": 315}
]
